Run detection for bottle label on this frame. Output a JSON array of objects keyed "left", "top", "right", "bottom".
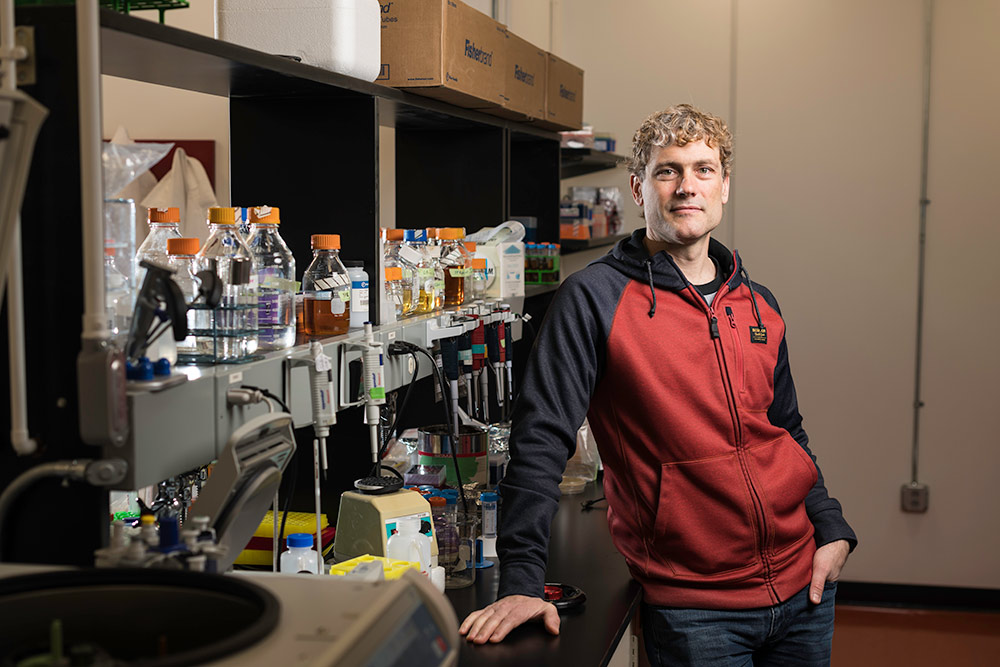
[
  {"left": 398, "top": 245, "right": 423, "bottom": 266},
  {"left": 260, "top": 275, "right": 298, "bottom": 292},
  {"left": 425, "top": 245, "right": 442, "bottom": 259},
  {"left": 352, "top": 280, "right": 370, "bottom": 309},
  {"left": 417, "top": 267, "right": 435, "bottom": 279},
  {"left": 258, "top": 293, "right": 279, "bottom": 325},
  {"left": 337, "top": 290, "right": 352, "bottom": 302},
  {"left": 441, "top": 247, "right": 466, "bottom": 266},
  {"left": 315, "top": 274, "right": 350, "bottom": 291},
  {"left": 448, "top": 267, "right": 472, "bottom": 278},
  {"left": 433, "top": 279, "right": 445, "bottom": 291}
]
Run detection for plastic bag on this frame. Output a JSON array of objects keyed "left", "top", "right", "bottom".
[{"left": 102, "top": 140, "right": 173, "bottom": 198}]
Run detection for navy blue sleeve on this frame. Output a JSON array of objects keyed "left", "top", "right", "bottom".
[
  {"left": 496, "top": 268, "right": 619, "bottom": 599},
  {"left": 756, "top": 284, "right": 859, "bottom": 553}
]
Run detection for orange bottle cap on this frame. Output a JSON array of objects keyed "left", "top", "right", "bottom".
[
  {"left": 426, "top": 227, "right": 439, "bottom": 239},
  {"left": 167, "top": 237, "right": 200, "bottom": 255},
  {"left": 438, "top": 227, "right": 465, "bottom": 241},
  {"left": 312, "top": 234, "right": 341, "bottom": 250},
  {"left": 249, "top": 205, "right": 280, "bottom": 224},
  {"left": 428, "top": 496, "right": 447, "bottom": 507},
  {"left": 148, "top": 207, "right": 180, "bottom": 223},
  {"left": 464, "top": 241, "right": 476, "bottom": 252},
  {"left": 208, "top": 207, "right": 237, "bottom": 224},
  {"left": 104, "top": 247, "right": 115, "bottom": 257},
  {"left": 384, "top": 228, "right": 405, "bottom": 241},
  {"left": 385, "top": 266, "right": 403, "bottom": 281},
  {"left": 471, "top": 258, "right": 487, "bottom": 269}
]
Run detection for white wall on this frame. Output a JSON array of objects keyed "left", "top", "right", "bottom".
[{"left": 509, "top": 0, "right": 999, "bottom": 589}]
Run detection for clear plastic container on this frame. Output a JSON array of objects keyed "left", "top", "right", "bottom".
[
  {"left": 384, "top": 266, "right": 404, "bottom": 321},
  {"left": 439, "top": 227, "right": 472, "bottom": 307},
  {"left": 386, "top": 516, "right": 431, "bottom": 574},
  {"left": 197, "top": 207, "right": 259, "bottom": 361},
  {"left": 280, "top": 532, "right": 320, "bottom": 574},
  {"left": 167, "top": 237, "right": 211, "bottom": 363},
  {"left": 480, "top": 491, "right": 498, "bottom": 539},
  {"left": 344, "top": 260, "right": 369, "bottom": 329},
  {"left": 104, "top": 245, "right": 132, "bottom": 345},
  {"left": 301, "top": 234, "right": 351, "bottom": 336},
  {"left": 136, "top": 207, "right": 181, "bottom": 287},
  {"left": 246, "top": 206, "right": 296, "bottom": 350}
]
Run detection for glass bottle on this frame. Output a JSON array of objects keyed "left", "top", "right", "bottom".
[
  {"left": 439, "top": 227, "right": 472, "bottom": 307},
  {"left": 135, "top": 207, "right": 181, "bottom": 288},
  {"left": 301, "top": 234, "right": 351, "bottom": 336},
  {"left": 384, "top": 266, "right": 404, "bottom": 321},
  {"left": 104, "top": 246, "right": 132, "bottom": 345},
  {"left": 166, "top": 237, "right": 209, "bottom": 363},
  {"left": 402, "top": 229, "right": 436, "bottom": 314},
  {"left": 386, "top": 228, "right": 419, "bottom": 316},
  {"left": 197, "top": 207, "right": 258, "bottom": 361},
  {"left": 469, "top": 257, "right": 487, "bottom": 301},
  {"left": 425, "top": 228, "right": 446, "bottom": 309},
  {"left": 245, "top": 206, "right": 296, "bottom": 350}
]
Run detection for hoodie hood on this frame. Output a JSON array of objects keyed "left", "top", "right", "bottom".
[
  {"left": 593, "top": 230, "right": 748, "bottom": 318},
  {"left": 595, "top": 229, "right": 743, "bottom": 292}
]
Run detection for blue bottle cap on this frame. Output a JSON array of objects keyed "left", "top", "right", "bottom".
[
  {"left": 158, "top": 515, "right": 182, "bottom": 552},
  {"left": 126, "top": 357, "right": 154, "bottom": 381},
  {"left": 403, "top": 229, "right": 427, "bottom": 243},
  {"left": 153, "top": 358, "right": 172, "bottom": 376},
  {"left": 287, "top": 533, "right": 313, "bottom": 549},
  {"left": 480, "top": 492, "right": 499, "bottom": 503},
  {"left": 444, "top": 496, "right": 457, "bottom": 506},
  {"left": 439, "top": 489, "right": 459, "bottom": 498}
]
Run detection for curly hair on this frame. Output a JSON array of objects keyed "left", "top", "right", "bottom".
[{"left": 628, "top": 104, "right": 733, "bottom": 179}]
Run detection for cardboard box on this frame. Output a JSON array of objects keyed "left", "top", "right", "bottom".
[
  {"left": 378, "top": 0, "right": 507, "bottom": 109},
  {"left": 484, "top": 30, "right": 546, "bottom": 121},
  {"left": 540, "top": 52, "right": 584, "bottom": 131},
  {"left": 478, "top": 242, "right": 524, "bottom": 298}
]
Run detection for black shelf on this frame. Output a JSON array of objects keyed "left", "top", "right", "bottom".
[
  {"left": 560, "top": 147, "right": 625, "bottom": 178},
  {"left": 560, "top": 233, "right": 629, "bottom": 254}
]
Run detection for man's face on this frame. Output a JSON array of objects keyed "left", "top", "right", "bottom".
[{"left": 629, "top": 140, "right": 730, "bottom": 246}]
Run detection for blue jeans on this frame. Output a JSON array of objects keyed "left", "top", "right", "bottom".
[{"left": 641, "top": 582, "right": 837, "bottom": 666}]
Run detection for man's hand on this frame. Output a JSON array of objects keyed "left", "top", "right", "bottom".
[
  {"left": 459, "top": 595, "right": 560, "bottom": 644},
  {"left": 809, "top": 539, "right": 851, "bottom": 603}
]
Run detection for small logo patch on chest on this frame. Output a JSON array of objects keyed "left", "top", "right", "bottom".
[{"left": 749, "top": 326, "right": 768, "bottom": 344}]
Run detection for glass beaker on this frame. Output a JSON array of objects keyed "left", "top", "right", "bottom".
[{"left": 444, "top": 512, "right": 479, "bottom": 589}]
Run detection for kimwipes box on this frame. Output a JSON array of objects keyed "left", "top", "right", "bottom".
[
  {"left": 540, "top": 52, "right": 584, "bottom": 131},
  {"left": 379, "top": 0, "right": 507, "bottom": 109}
]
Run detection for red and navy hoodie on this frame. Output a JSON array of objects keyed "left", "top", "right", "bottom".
[{"left": 497, "top": 230, "right": 857, "bottom": 609}]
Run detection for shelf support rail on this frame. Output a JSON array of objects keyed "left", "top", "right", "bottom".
[{"left": 2, "top": 0, "right": 38, "bottom": 455}]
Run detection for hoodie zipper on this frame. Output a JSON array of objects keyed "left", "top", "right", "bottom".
[
  {"left": 696, "top": 284, "right": 778, "bottom": 602},
  {"left": 725, "top": 306, "right": 746, "bottom": 393}
]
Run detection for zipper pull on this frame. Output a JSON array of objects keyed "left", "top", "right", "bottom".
[
  {"left": 725, "top": 306, "right": 737, "bottom": 328},
  {"left": 710, "top": 316, "right": 720, "bottom": 339}
]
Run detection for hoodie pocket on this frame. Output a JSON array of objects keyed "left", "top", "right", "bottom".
[
  {"left": 653, "top": 454, "right": 759, "bottom": 578},
  {"left": 745, "top": 436, "right": 817, "bottom": 559}
]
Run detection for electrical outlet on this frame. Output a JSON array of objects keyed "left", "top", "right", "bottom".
[{"left": 901, "top": 482, "right": 929, "bottom": 513}]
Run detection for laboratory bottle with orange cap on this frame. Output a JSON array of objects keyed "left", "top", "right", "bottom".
[
  {"left": 438, "top": 227, "right": 471, "bottom": 307},
  {"left": 246, "top": 206, "right": 296, "bottom": 350},
  {"left": 136, "top": 206, "right": 181, "bottom": 287},
  {"left": 166, "top": 237, "right": 208, "bottom": 361},
  {"left": 301, "top": 234, "right": 351, "bottom": 336},
  {"left": 198, "top": 207, "right": 259, "bottom": 360}
]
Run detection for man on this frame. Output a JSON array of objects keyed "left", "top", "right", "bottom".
[{"left": 460, "top": 104, "right": 856, "bottom": 665}]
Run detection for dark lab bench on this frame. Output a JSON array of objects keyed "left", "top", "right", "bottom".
[{"left": 445, "top": 478, "right": 643, "bottom": 666}]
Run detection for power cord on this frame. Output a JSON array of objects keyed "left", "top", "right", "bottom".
[{"left": 388, "top": 340, "right": 469, "bottom": 514}]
